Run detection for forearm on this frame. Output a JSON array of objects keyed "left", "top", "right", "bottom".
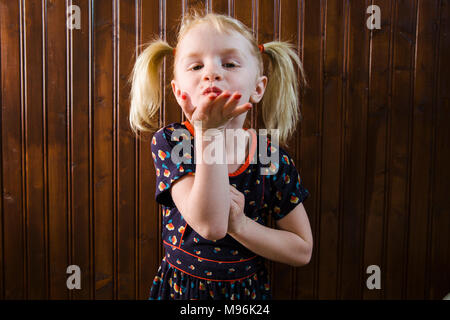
[
  {"left": 228, "top": 216, "right": 313, "bottom": 267},
  {"left": 188, "top": 129, "right": 230, "bottom": 239}
]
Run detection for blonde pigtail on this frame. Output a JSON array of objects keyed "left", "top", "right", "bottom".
[
  {"left": 261, "top": 42, "right": 307, "bottom": 146},
  {"left": 129, "top": 39, "right": 173, "bottom": 137}
]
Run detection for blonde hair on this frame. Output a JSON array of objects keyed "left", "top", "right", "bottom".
[{"left": 129, "top": 10, "right": 307, "bottom": 145}]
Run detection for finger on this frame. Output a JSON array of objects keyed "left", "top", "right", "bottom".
[
  {"left": 229, "top": 190, "right": 239, "bottom": 202},
  {"left": 210, "top": 90, "right": 232, "bottom": 105},
  {"left": 221, "top": 92, "right": 242, "bottom": 112},
  {"left": 194, "top": 92, "right": 219, "bottom": 119},
  {"left": 226, "top": 102, "right": 253, "bottom": 120},
  {"left": 198, "top": 91, "right": 237, "bottom": 122},
  {"left": 229, "top": 185, "right": 240, "bottom": 194},
  {"left": 229, "top": 196, "right": 239, "bottom": 205},
  {"left": 222, "top": 92, "right": 250, "bottom": 120},
  {"left": 229, "top": 185, "right": 244, "bottom": 199},
  {"left": 229, "top": 184, "right": 244, "bottom": 193},
  {"left": 229, "top": 196, "right": 239, "bottom": 207},
  {"left": 178, "top": 92, "right": 196, "bottom": 120},
  {"left": 201, "top": 91, "right": 231, "bottom": 115}
]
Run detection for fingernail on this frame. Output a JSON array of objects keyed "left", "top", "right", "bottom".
[
  {"left": 177, "top": 89, "right": 180, "bottom": 96},
  {"left": 234, "top": 94, "right": 242, "bottom": 99},
  {"left": 181, "top": 94, "right": 187, "bottom": 100}
]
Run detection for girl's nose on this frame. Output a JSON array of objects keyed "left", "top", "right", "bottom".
[{"left": 202, "top": 67, "right": 223, "bottom": 82}]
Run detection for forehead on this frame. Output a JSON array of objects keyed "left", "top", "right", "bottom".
[{"left": 176, "top": 23, "right": 254, "bottom": 60}]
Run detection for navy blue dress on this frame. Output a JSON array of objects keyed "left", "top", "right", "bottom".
[{"left": 149, "top": 121, "right": 309, "bottom": 300}]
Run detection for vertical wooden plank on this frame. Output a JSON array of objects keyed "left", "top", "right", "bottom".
[
  {"left": 339, "top": 0, "right": 370, "bottom": 299},
  {"left": 294, "top": 0, "right": 316, "bottom": 301},
  {"left": 70, "top": 0, "right": 94, "bottom": 300},
  {"left": 302, "top": 0, "right": 324, "bottom": 300},
  {"left": 405, "top": 0, "right": 439, "bottom": 300},
  {"left": 279, "top": 0, "right": 310, "bottom": 300},
  {"left": 234, "top": 0, "right": 252, "bottom": 24},
  {"left": 362, "top": 0, "right": 392, "bottom": 300},
  {"left": 256, "top": 0, "right": 275, "bottom": 73},
  {"left": 234, "top": 0, "right": 255, "bottom": 129},
  {"left": 93, "top": 0, "right": 114, "bottom": 299},
  {"left": 0, "top": 0, "right": 3, "bottom": 300},
  {"left": 255, "top": 0, "right": 289, "bottom": 300},
  {"left": 0, "top": 0, "right": 25, "bottom": 299},
  {"left": 211, "top": 0, "right": 230, "bottom": 15},
  {"left": 429, "top": 0, "right": 450, "bottom": 301},
  {"left": 384, "top": 0, "right": 417, "bottom": 300},
  {"left": 66, "top": 0, "right": 73, "bottom": 301},
  {"left": 117, "top": 0, "right": 138, "bottom": 299},
  {"left": 20, "top": 0, "right": 29, "bottom": 299},
  {"left": 24, "top": 0, "right": 47, "bottom": 299},
  {"left": 42, "top": 0, "right": 50, "bottom": 300},
  {"left": 163, "top": 0, "right": 183, "bottom": 126},
  {"left": 47, "top": 0, "right": 69, "bottom": 299},
  {"left": 88, "top": 0, "right": 95, "bottom": 299},
  {"left": 187, "top": 0, "right": 207, "bottom": 11},
  {"left": 295, "top": 0, "right": 316, "bottom": 300},
  {"left": 139, "top": 0, "right": 162, "bottom": 300},
  {"left": 317, "top": 0, "right": 345, "bottom": 300}
]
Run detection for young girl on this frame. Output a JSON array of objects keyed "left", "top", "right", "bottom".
[{"left": 129, "top": 11, "right": 313, "bottom": 300}]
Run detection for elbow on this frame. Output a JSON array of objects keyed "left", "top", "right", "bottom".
[
  {"left": 201, "top": 230, "right": 227, "bottom": 241},
  {"left": 291, "top": 242, "right": 313, "bottom": 267},
  {"left": 197, "top": 225, "right": 228, "bottom": 241}
]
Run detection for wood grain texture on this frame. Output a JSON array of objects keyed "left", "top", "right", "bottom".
[{"left": 0, "top": 0, "right": 448, "bottom": 300}]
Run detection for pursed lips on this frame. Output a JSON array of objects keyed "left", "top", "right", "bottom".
[{"left": 202, "top": 86, "right": 223, "bottom": 95}]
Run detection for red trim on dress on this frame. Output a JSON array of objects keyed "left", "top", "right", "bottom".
[
  {"left": 163, "top": 240, "right": 257, "bottom": 263},
  {"left": 178, "top": 222, "right": 188, "bottom": 248},
  {"left": 182, "top": 120, "right": 257, "bottom": 177},
  {"left": 165, "top": 259, "right": 258, "bottom": 282}
]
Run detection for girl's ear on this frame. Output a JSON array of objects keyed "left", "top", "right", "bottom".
[
  {"left": 171, "top": 80, "right": 181, "bottom": 103},
  {"left": 250, "top": 75, "right": 268, "bottom": 103}
]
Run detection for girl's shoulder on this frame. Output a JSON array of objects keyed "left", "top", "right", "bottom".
[
  {"left": 152, "top": 122, "right": 193, "bottom": 145},
  {"left": 257, "top": 133, "right": 294, "bottom": 161},
  {"left": 154, "top": 122, "right": 188, "bottom": 136}
]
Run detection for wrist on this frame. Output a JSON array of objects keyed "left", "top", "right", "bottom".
[
  {"left": 228, "top": 215, "right": 250, "bottom": 238},
  {"left": 196, "top": 127, "right": 226, "bottom": 137},
  {"left": 192, "top": 120, "right": 227, "bottom": 136}
]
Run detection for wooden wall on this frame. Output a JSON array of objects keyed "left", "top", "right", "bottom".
[{"left": 0, "top": 0, "right": 449, "bottom": 300}]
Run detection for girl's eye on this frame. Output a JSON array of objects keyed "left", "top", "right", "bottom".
[
  {"left": 191, "top": 65, "right": 203, "bottom": 71},
  {"left": 223, "top": 62, "right": 236, "bottom": 68}
]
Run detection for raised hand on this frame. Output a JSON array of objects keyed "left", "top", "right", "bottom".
[{"left": 175, "top": 89, "right": 252, "bottom": 132}]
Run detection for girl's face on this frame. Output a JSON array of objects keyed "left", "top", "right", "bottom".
[{"left": 171, "top": 23, "right": 267, "bottom": 115}]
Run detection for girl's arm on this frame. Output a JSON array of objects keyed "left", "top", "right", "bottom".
[
  {"left": 228, "top": 187, "right": 313, "bottom": 267},
  {"left": 170, "top": 90, "right": 252, "bottom": 241},
  {"left": 171, "top": 130, "right": 230, "bottom": 241}
]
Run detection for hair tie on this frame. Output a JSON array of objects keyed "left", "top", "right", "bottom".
[
  {"left": 173, "top": 48, "right": 176, "bottom": 56},
  {"left": 258, "top": 44, "right": 265, "bottom": 53}
]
